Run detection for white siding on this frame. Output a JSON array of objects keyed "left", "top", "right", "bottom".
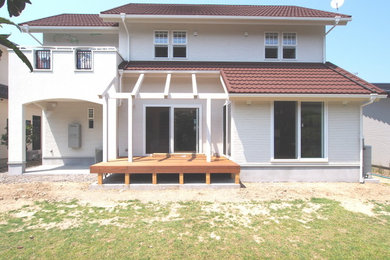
[
  {"left": 231, "top": 101, "right": 271, "bottom": 163},
  {"left": 120, "top": 23, "right": 324, "bottom": 62},
  {"left": 363, "top": 99, "right": 390, "bottom": 167},
  {"left": 328, "top": 101, "right": 360, "bottom": 162}
]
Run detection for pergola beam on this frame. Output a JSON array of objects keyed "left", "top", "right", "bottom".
[
  {"left": 192, "top": 73, "right": 198, "bottom": 97},
  {"left": 131, "top": 73, "right": 145, "bottom": 96},
  {"left": 164, "top": 73, "right": 171, "bottom": 98}
]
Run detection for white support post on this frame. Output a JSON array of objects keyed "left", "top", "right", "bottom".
[
  {"left": 128, "top": 97, "right": 133, "bottom": 162},
  {"left": 206, "top": 98, "right": 212, "bottom": 162},
  {"left": 8, "top": 103, "right": 26, "bottom": 174},
  {"left": 164, "top": 73, "right": 172, "bottom": 98},
  {"left": 102, "top": 96, "right": 108, "bottom": 162},
  {"left": 192, "top": 74, "right": 198, "bottom": 97},
  {"left": 131, "top": 73, "right": 145, "bottom": 96},
  {"left": 107, "top": 98, "right": 117, "bottom": 161}
]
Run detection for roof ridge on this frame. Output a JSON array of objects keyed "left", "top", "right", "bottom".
[{"left": 324, "top": 62, "right": 380, "bottom": 94}]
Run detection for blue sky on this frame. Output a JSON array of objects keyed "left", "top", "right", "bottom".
[{"left": 1, "top": 0, "right": 389, "bottom": 82}]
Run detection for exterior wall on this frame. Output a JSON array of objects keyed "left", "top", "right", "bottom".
[
  {"left": 0, "top": 99, "right": 7, "bottom": 159},
  {"left": 120, "top": 23, "right": 325, "bottom": 62},
  {"left": 43, "top": 33, "right": 119, "bottom": 47},
  {"left": 363, "top": 99, "right": 390, "bottom": 168},
  {"left": 42, "top": 101, "right": 102, "bottom": 165},
  {"left": 0, "top": 45, "right": 8, "bottom": 86},
  {"left": 231, "top": 100, "right": 362, "bottom": 182}
]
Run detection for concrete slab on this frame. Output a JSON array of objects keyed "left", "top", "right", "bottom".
[{"left": 25, "top": 164, "right": 90, "bottom": 175}]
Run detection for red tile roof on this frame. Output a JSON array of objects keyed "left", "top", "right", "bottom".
[
  {"left": 102, "top": 4, "right": 351, "bottom": 19},
  {"left": 119, "top": 61, "right": 383, "bottom": 95},
  {"left": 20, "top": 14, "right": 118, "bottom": 27}
]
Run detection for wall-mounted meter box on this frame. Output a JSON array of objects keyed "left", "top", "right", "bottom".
[{"left": 68, "top": 123, "right": 81, "bottom": 148}]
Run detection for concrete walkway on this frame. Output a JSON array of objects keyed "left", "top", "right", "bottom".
[{"left": 25, "top": 164, "right": 90, "bottom": 175}]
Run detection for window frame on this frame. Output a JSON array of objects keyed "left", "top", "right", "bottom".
[
  {"left": 270, "top": 101, "right": 328, "bottom": 163},
  {"left": 33, "top": 49, "right": 52, "bottom": 71},
  {"left": 282, "top": 32, "right": 297, "bottom": 60},
  {"left": 264, "top": 32, "right": 279, "bottom": 60},
  {"left": 154, "top": 30, "right": 169, "bottom": 59},
  {"left": 171, "top": 31, "right": 187, "bottom": 59},
  {"left": 74, "top": 48, "right": 94, "bottom": 71},
  {"left": 88, "top": 108, "right": 94, "bottom": 129}
]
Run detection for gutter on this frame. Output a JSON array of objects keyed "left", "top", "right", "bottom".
[
  {"left": 21, "top": 25, "right": 43, "bottom": 46},
  {"left": 360, "top": 94, "right": 379, "bottom": 183},
  {"left": 120, "top": 13, "right": 130, "bottom": 61}
]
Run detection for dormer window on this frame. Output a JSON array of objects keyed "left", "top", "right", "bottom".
[
  {"left": 283, "top": 33, "right": 297, "bottom": 59},
  {"left": 75, "top": 49, "right": 93, "bottom": 70},
  {"left": 34, "top": 49, "right": 51, "bottom": 70},
  {"left": 265, "top": 33, "right": 279, "bottom": 59},
  {"left": 172, "top": 31, "right": 187, "bottom": 58},
  {"left": 154, "top": 31, "right": 169, "bottom": 58}
]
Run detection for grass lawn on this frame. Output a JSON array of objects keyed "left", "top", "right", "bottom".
[{"left": 0, "top": 198, "right": 389, "bottom": 259}]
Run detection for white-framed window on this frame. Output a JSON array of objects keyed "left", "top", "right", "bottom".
[
  {"left": 265, "top": 32, "right": 279, "bottom": 59},
  {"left": 75, "top": 49, "right": 93, "bottom": 70},
  {"left": 282, "top": 33, "right": 297, "bottom": 59},
  {"left": 273, "top": 101, "right": 325, "bottom": 160},
  {"left": 34, "top": 49, "right": 52, "bottom": 70},
  {"left": 88, "top": 108, "right": 94, "bottom": 129},
  {"left": 154, "top": 31, "right": 169, "bottom": 58},
  {"left": 172, "top": 31, "right": 187, "bottom": 58},
  {"left": 154, "top": 31, "right": 187, "bottom": 59}
]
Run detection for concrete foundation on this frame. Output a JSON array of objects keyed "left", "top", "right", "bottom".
[
  {"left": 7, "top": 162, "right": 26, "bottom": 175},
  {"left": 43, "top": 157, "right": 95, "bottom": 166}
]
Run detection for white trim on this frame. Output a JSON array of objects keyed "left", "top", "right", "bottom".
[
  {"left": 131, "top": 73, "right": 145, "bottom": 96},
  {"left": 142, "top": 104, "right": 203, "bottom": 156},
  {"left": 22, "top": 25, "right": 119, "bottom": 32},
  {"left": 219, "top": 75, "right": 229, "bottom": 95},
  {"left": 128, "top": 97, "right": 133, "bottom": 162},
  {"left": 102, "top": 96, "right": 108, "bottom": 162},
  {"left": 109, "top": 93, "right": 132, "bottom": 99},
  {"left": 122, "top": 70, "right": 220, "bottom": 74},
  {"left": 101, "top": 13, "right": 352, "bottom": 23}
]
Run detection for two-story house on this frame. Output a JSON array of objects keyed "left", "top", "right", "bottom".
[{"left": 7, "top": 3, "right": 386, "bottom": 184}]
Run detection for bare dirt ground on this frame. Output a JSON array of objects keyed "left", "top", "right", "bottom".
[{"left": 0, "top": 172, "right": 389, "bottom": 215}]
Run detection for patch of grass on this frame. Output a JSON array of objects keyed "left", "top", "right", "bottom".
[{"left": 0, "top": 199, "right": 389, "bottom": 259}]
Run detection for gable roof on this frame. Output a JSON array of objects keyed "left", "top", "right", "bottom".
[
  {"left": 119, "top": 61, "right": 384, "bottom": 95},
  {"left": 0, "top": 84, "right": 8, "bottom": 99},
  {"left": 102, "top": 4, "right": 351, "bottom": 19},
  {"left": 20, "top": 14, "right": 118, "bottom": 27}
]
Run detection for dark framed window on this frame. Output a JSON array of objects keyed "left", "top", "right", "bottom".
[
  {"left": 265, "top": 32, "right": 279, "bottom": 59},
  {"left": 154, "top": 31, "right": 169, "bottom": 58},
  {"left": 35, "top": 50, "right": 51, "bottom": 70},
  {"left": 155, "top": 46, "right": 168, "bottom": 58},
  {"left": 88, "top": 108, "right": 94, "bottom": 129},
  {"left": 274, "top": 101, "right": 324, "bottom": 159},
  {"left": 172, "top": 31, "right": 187, "bottom": 58},
  {"left": 282, "top": 33, "right": 297, "bottom": 59},
  {"left": 76, "top": 49, "right": 92, "bottom": 70}
]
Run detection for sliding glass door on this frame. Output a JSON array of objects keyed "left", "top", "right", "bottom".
[{"left": 145, "top": 106, "right": 199, "bottom": 154}]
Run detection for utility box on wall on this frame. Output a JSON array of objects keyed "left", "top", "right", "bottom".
[{"left": 68, "top": 123, "right": 81, "bottom": 148}]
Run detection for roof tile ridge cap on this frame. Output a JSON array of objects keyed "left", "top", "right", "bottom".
[
  {"left": 220, "top": 69, "right": 233, "bottom": 93},
  {"left": 324, "top": 62, "right": 379, "bottom": 94}
]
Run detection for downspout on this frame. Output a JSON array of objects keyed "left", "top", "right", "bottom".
[
  {"left": 120, "top": 13, "right": 130, "bottom": 61},
  {"left": 323, "top": 16, "right": 341, "bottom": 63},
  {"left": 22, "top": 25, "right": 43, "bottom": 46},
  {"left": 360, "top": 94, "right": 378, "bottom": 183}
]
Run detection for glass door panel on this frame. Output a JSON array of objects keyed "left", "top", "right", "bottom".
[
  {"left": 174, "top": 108, "right": 199, "bottom": 153},
  {"left": 146, "top": 107, "right": 170, "bottom": 154}
]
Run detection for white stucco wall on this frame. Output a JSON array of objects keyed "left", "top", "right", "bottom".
[
  {"left": 119, "top": 23, "right": 324, "bottom": 62},
  {"left": 363, "top": 99, "right": 390, "bottom": 168},
  {"left": 0, "top": 45, "right": 8, "bottom": 86},
  {"left": 0, "top": 100, "right": 7, "bottom": 159},
  {"left": 42, "top": 101, "right": 102, "bottom": 163}
]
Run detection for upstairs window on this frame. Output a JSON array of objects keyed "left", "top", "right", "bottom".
[
  {"left": 265, "top": 32, "right": 279, "bottom": 59},
  {"left": 88, "top": 108, "right": 94, "bottom": 129},
  {"left": 282, "top": 33, "right": 297, "bottom": 59},
  {"left": 34, "top": 50, "right": 51, "bottom": 70},
  {"left": 76, "top": 49, "right": 92, "bottom": 70},
  {"left": 154, "top": 31, "right": 169, "bottom": 58},
  {"left": 172, "top": 31, "right": 187, "bottom": 58}
]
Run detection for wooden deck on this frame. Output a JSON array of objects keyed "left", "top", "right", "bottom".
[{"left": 90, "top": 154, "right": 240, "bottom": 185}]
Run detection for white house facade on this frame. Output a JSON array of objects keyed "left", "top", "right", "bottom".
[{"left": 7, "top": 4, "right": 386, "bottom": 182}]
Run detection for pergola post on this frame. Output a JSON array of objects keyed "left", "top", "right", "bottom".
[
  {"left": 128, "top": 96, "right": 133, "bottom": 162},
  {"left": 206, "top": 98, "right": 212, "bottom": 162},
  {"left": 102, "top": 96, "right": 108, "bottom": 162},
  {"left": 107, "top": 98, "right": 117, "bottom": 161}
]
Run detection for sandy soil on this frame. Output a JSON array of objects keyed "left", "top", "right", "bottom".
[{"left": 0, "top": 172, "right": 389, "bottom": 215}]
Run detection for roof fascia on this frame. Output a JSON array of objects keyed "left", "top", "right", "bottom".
[
  {"left": 22, "top": 25, "right": 119, "bottom": 33},
  {"left": 100, "top": 14, "right": 351, "bottom": 25}
]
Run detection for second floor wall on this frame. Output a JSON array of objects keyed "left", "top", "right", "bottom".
[
  {"left": 119, "top": 23, "right": 325, "bottom": 63},
  {"left": 0, "top": 46, "right": 8, "bottom": 86}
]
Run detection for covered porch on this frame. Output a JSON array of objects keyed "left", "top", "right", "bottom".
[{"left": 90, "top": 154, "right": 240, "bottom": 186}]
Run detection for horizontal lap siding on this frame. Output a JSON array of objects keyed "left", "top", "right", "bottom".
[
  {"left": 231, "top": 101, "right": 270, "bottom": 163},
  {"left": 328, "top": 101, "right": 360, "bottom": 162}
]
